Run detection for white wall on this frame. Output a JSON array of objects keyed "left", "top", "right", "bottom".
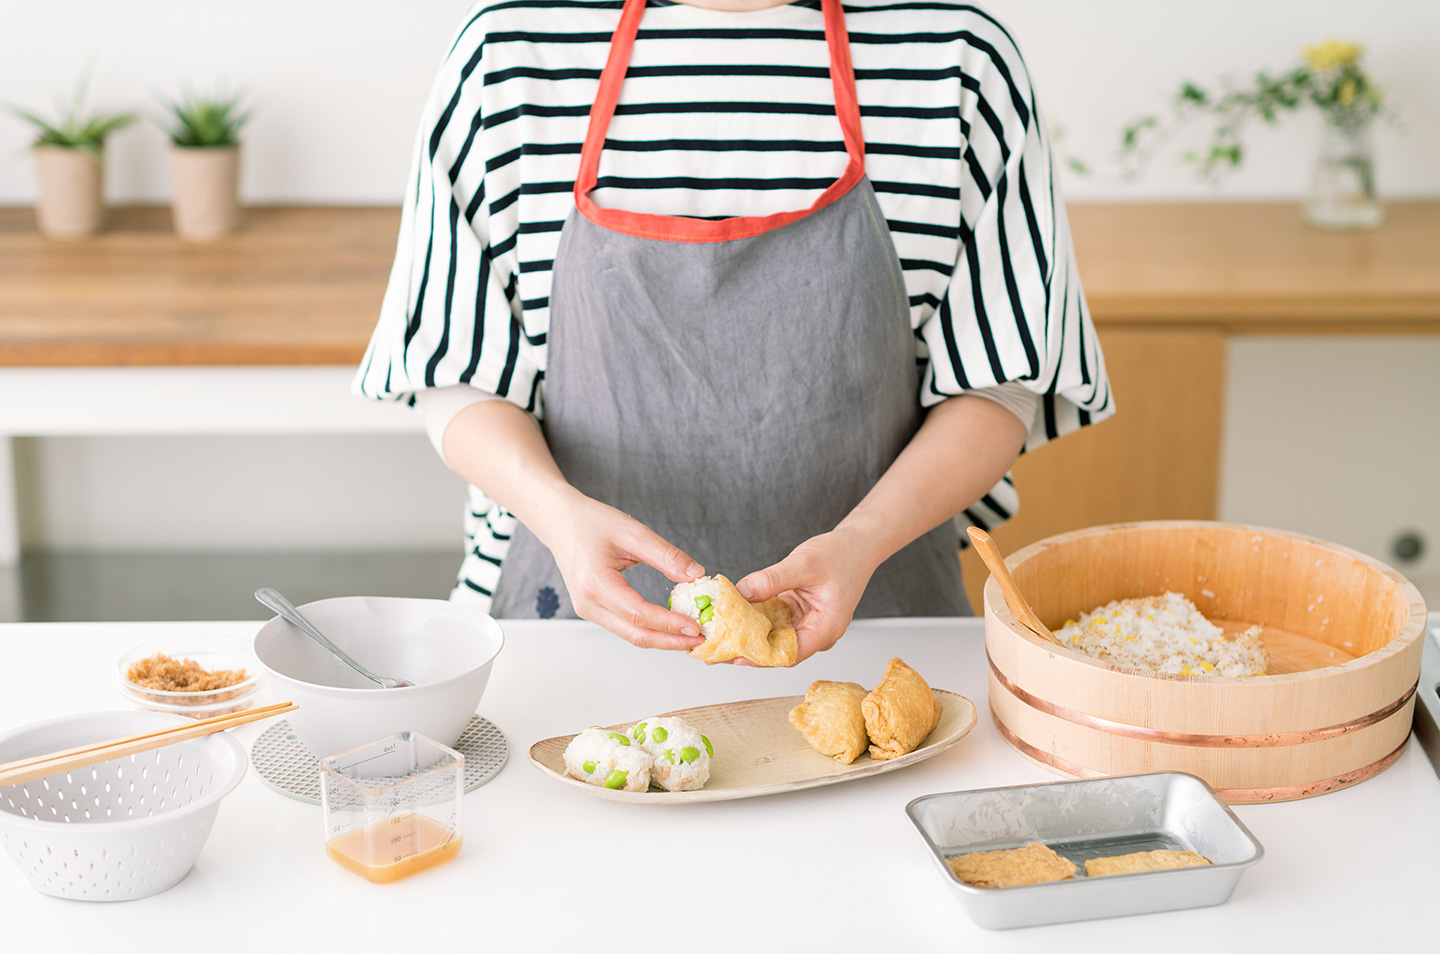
[{"left": 3, "top": 0, "right": 1438, "bottom": 203}]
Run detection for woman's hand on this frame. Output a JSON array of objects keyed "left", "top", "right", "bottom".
[
  {"left": 443, "top": 399, "right": 704, "bottom": 652},
  {"left": 541, "top": 493, "right": 709, "bottom": 652},
  {"left": 734, "top": 526, "right": 879, "bottom": 664},
  {"left": 735, "top": 395, "right": 1029, "bottom": 663}
]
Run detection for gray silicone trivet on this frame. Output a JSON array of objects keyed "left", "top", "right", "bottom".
[{"left": 250, "top": 716, "right": 508, "bottom": 804}]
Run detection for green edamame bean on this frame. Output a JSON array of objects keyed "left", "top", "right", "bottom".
[
  {"left": 632, "top": 722, "right": 648, "bottom": 743},
  {"left": 701, "top": 734, "right": 713, "bottom": 757},
  {"left": 582, "top": 760, "right": 596, "bottom": 774},
  {"left": 604, "top": 769, "right": 628, "bottom": 789},
  {"left": 680, "top": 746, "right": 700, "bottom": 764},
  {"left": 608, "top": 732, "right": 630, "bottom": 745},
  {"left": 652, "top": 726, "right": 668, "bottom": 743},
  {"left": 664, "top": 749, "right": 676, "bottom": 764}
]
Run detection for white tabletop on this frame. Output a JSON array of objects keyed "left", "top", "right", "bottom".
[{"left": 1, "top": 617, "right": 1436, "bottom": 951}]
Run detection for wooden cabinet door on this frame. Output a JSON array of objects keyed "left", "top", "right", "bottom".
[{"left": 960, "top": 327, "right": 1227, "bottom": 611}]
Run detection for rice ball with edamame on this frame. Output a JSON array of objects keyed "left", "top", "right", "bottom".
[
  {"left": 630, "top": 716, "right": 713, "bottom": 792},
  {"left": 563, "top": 727, "right": 653, "bottom": 792}
]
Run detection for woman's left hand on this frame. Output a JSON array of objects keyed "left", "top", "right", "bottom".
[{"left": 733, "top": 526, "right": 878, "bottom": 664}]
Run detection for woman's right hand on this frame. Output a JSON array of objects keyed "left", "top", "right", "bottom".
[
  {"left": 443, "top": 399, "right": 705, "bottom": 651},
  {"left": 539, "top": 492, "right": 709, "bottom": 652}
]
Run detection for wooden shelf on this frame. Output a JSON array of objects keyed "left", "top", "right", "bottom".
[
  {"left": 1067, "top": 201, "right": 1440, "bottom": 333},
  {"left": 0, "top": 205, "right": 399, "bottom": 366},
  {"left": 2, "top": 201, "right": 1437, "bottom": 368}
]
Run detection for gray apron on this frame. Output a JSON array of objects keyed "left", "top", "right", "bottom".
[{"left": 491, "top": 0, "right": 967, "bottom": 620}]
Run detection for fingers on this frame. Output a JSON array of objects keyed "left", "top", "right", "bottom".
[
  {"left": 602, "top": 510, "right": 703, "bottom": 586},
  {"left": 793, "top": 625, "right": 843, "bottom": 664},
  {"left": 735, "top": 562, "right": 794, "bottom": 603},
  {"left": 565, "top": 564, "right": 705, "bottom": 653}
]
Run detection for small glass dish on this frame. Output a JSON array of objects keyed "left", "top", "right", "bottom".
[{"left": 117, "top": 634, "right": 262, "bottom": 720}]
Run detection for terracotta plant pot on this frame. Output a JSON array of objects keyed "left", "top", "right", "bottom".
[
  {"left": 169, "top": 144, "right": 241, "bottom": 241},
  {"left": 33, "top": 144, "right": 105, "bottom": 239}
]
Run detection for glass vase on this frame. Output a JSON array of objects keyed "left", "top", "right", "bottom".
[{"left": 1303, "top": 118, "right": 1383, "bottom": 230}]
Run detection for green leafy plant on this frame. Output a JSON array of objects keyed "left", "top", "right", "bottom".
[
  {"left": 8, "top": 75, "right": 137, "bottom": 157},
  {"left": 1120, "top": 39, "right": 1396, "bottom": 182},
  {"left": 162, "top": 91, "right": 250, "bottom": 148}
]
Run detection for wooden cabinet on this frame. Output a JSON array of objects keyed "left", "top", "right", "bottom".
[{"left": 961, "top": 201, "right": 1440, "bottom": 608}]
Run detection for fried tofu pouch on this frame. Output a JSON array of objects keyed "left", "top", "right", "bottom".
[
  {"left": 788, "top": 680, "right": 869, "bottom": 764},
  {"left": 861, "top": 657, "right": 942, "bottom": 760},
  {"left": 1085, "top": 850, "right": 1211, "bottom": 877},
  {"left": 947, "top": 842, "right": 1077, "bottom": 888},
  {"left": 672, "top": 575, "right": 798, "bottom": 667}
]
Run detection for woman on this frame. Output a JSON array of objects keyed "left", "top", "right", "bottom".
[{"left": 355, "top": 0, "right": 1113, "bottom": 663}]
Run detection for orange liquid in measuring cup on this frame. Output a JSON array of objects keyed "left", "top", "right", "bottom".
[{"left": 325, "top": 812, "right": 461, "bottom": 883}]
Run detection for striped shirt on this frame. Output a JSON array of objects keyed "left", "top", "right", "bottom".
[{"left": 354, "top": 0, "right": 1115, "bottom": 608}]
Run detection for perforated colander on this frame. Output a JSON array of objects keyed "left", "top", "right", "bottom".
[{"left": 0, "top": 710, "right": 247, "bottom": 901}]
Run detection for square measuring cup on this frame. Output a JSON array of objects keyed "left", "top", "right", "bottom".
[
  {"left": 906, "top": 772, "right": 1263, "bottom": 930},
  {"left": 320, "top": 731, "right": 464, "bottom": 883}
]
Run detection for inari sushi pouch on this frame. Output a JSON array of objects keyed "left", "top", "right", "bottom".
[{"left": 671, "top": 575, "right": 797, "bottom": 667}]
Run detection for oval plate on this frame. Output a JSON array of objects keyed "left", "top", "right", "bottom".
[{"left": 528, "top": 689, "right": 977, "bottom": 803}]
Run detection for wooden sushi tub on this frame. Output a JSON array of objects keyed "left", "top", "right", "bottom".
[{"left": 983, "top": 521, "right": 1427, "bottom": 803}]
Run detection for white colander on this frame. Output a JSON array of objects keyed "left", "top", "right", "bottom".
[{"left": 0, "top": 710, "right": 248, "bottom": 901}]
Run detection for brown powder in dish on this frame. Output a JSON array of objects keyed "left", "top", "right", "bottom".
[{"left": 125, "top": 652, "right": 249, "bottom": 693}]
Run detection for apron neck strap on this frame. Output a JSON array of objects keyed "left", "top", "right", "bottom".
[{"left": 574, "top": 0, "right": 866, "bottom": 243}]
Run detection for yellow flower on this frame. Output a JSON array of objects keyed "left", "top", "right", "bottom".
[
  {"left": 1338, "top": 77, "right": 1357, "bottom": 106},
  {"left": 1304, "top": 39, "right": 1363, "bottom": 72}
]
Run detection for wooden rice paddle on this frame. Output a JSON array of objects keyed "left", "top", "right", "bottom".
[
  {"left": 966, "top": 527, "right": 1062, "bottom": 646},
  {"left": 0, "top": 701, "right": 297, "bottom": 789}
]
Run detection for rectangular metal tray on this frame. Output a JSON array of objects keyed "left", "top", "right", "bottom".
[
  {"left": 906, "top": 772, "right": 1263, "bottom": 930},
  {"left": 1411, "top": 621, "right": 1440, "bottom": 778}
]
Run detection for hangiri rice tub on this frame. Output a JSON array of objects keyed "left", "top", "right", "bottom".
[{"left": 982, "top": 521, "right": 1426, "bottom": 803}]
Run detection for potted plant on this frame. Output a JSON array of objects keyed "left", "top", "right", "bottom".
[
  {"left": 8, "top": 81, "right": 136, "bottom": 239},
  {"left": 161, "top": 90, "right": 250, "bottom": 241},
  {"left": 1118, "top": 39, "right": 1399, "bottom": 229}
]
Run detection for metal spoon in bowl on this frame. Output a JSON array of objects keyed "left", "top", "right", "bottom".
[{"left": 254, "top": 587, "right": 415, "bottom": 689}]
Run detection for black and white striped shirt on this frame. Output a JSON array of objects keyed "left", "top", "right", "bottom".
[{"left": 354, "top": 0, "right": 1114, "bottom": 608}]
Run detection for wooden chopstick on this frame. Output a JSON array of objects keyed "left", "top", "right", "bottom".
[{"left": 0, "top": 701, "right": 297, "bottom": 789}]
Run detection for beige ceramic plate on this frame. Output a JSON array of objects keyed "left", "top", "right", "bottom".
[{"left": 528, "top": 689, "right": 977, "bottom": 803}]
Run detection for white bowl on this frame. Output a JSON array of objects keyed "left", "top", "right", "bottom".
[
  {"left": 253, "top": 596, "right": 504, "bottom": 759},
  {"left": 0, "top": 710, "right": 247, "bottom": 901}
]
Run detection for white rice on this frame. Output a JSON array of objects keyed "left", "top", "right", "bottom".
[
  {"left": 669, "top": 577, "right": 724, "bottom": 638},
  {"left": 1053, "top": 591, "right": 1267, "bottom": 678},
  {"left": 563, "top": 727, "right": 654, "bottom": 792},
  {"left": 630, "top": 717, "right": 712, "bottom": 792}
]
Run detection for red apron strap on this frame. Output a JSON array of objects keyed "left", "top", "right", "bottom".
[{"left": 574, "top": 0, "right": 866, "bottom": 243}]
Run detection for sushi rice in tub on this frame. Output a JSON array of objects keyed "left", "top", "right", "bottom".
[{"left": 563, "top": 727, "right": 653, "bottom": 792}]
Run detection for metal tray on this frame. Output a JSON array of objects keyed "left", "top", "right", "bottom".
[
  {"left": 1412, "top": 620, "right": 1440, "bottom": 778},
  {"left": 906, "top": 772, "right": 1263, "bottom": 930}
]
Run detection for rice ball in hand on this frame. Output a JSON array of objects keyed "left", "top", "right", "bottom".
[
  {"left": 670, "top": 574, "right": 797, "bottom": 667},
  {"left": 563, "top": 727, "right": 654, "bottom": 792}
]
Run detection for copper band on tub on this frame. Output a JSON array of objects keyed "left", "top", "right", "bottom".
[
  {"left": 989, "top": 708, "right": 1411, "bottom": 804},
  {"left": 987, "top": 651, "right": 1418, "bottom": 747}
]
